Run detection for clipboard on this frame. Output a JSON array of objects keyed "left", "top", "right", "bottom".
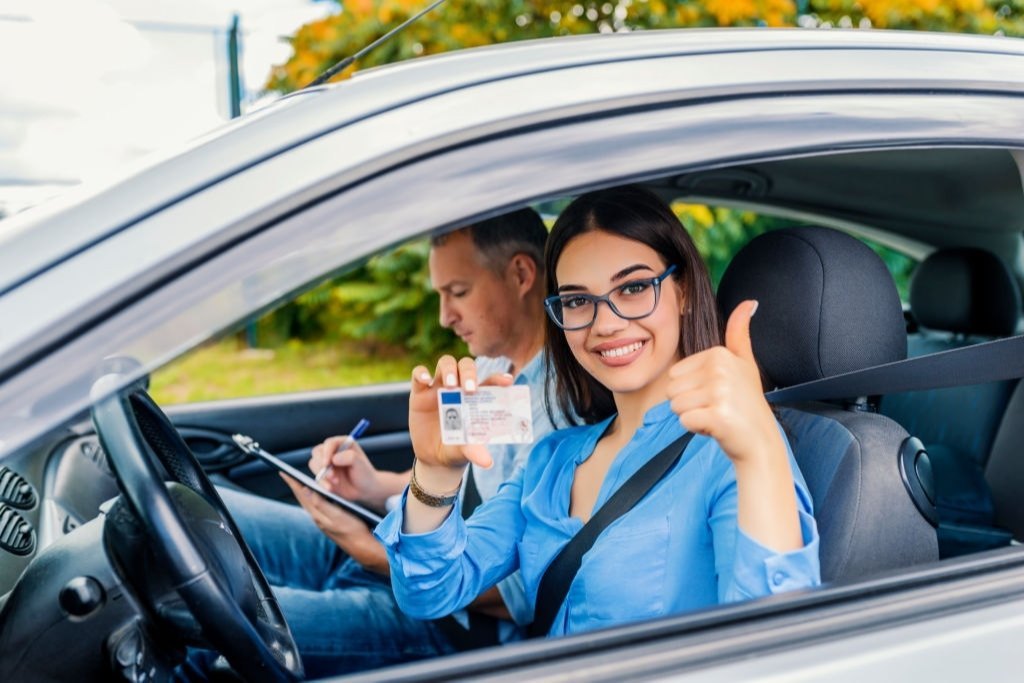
[{"left": 231, "top": 433, "right": 383, "bottom": 525}]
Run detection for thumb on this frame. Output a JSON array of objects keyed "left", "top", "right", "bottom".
[
  {"left": 724, "top": 299, "right": 758, "bottom": 363},
  {"left": 462, "top": 444, "right": 493, "bottom": 469}
]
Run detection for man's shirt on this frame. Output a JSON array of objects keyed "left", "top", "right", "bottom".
[{"left": 472, "top": 352, "right": 559, "bottom": 501}]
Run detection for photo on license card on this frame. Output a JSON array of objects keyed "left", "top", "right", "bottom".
[{"left": 438, "top": 386, "right": 533, "bottom": 445}]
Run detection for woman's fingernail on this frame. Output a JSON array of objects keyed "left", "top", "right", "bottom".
[
  {"left": 750, "top": 300, "right": 759, "bottom": 317},
  {"left": 419, "top": 371, "right": 431, "bottom": 382},
  {"left": 465, "top": 379, "right": 476, "bottom": 391},
  {"left": 445, "top": 373, "right": 456, "bottom": 387}
]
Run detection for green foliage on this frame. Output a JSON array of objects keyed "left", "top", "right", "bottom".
[
  {"left": 863, "top": 239, "right": 918, "bottom": 302},
  {"left": 675, "top": 202, "right": 916, "bottom": 298},
  {"left": 673, "top": 203, "right": 800, "bottom": 287},
  {"left": 259, "top": 239, "right": 466, "bottom": 359},
  {"left": 266, "top": 0, "right": 1024, "bottom": 93}
]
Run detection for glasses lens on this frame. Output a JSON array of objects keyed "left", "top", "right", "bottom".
[
  {"left": 553, "top": 295, "right": 596, "bottom": 329},
  {"left": 609, "top": 280, "right": 659, "bottom": 319}
]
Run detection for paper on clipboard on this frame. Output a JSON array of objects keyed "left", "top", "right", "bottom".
[{"left": 231, "top": 433, "right": 382, "bottom": 525}]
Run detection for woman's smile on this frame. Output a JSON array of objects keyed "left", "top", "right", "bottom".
[{"left": 591, "top": 338, "right": 649, "bottom": 366}]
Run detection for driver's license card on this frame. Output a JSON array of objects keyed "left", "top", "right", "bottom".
[{"left": 438, "top": 386, "right": 534, "bottom": 445}]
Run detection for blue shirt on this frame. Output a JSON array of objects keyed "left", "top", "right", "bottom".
[{"left": 376, "top": 399, "right": 820, "bottom": 636}]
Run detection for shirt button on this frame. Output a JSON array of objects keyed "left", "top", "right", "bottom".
[{"left": 772, "top": 571, "right": 787, "bottom": 586}]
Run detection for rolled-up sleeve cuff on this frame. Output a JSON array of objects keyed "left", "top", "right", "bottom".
[
  {"left": 374, "top": 488, "right": 466, "bottom": 569},
  {"left": 731, "top": 508, "right": 821, "bottom": 599},
  {"left": 495, "top": 571, "right": 533, "bottom": 626}
]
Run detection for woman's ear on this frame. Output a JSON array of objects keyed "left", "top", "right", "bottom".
[{"left": 676, "top": 282, "right": 689, "bottom": 315}]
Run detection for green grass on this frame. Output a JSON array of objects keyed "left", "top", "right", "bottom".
[{"left": 150, "top": 338, "right": 419, "bottom": 405}]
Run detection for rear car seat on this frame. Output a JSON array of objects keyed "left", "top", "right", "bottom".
[{"left": 880, "top": 247, "right": 1022, "bottom": 557}]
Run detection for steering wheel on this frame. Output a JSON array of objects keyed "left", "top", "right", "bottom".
[{"left": 91, "top": 378, "right": 303, "bottom": 681}]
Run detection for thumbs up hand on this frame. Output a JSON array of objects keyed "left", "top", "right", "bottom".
[{"left": 666, "top": 300, "right": 779, "bottom": 465}]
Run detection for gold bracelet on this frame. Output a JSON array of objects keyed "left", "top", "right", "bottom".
[{"left": 409, "top": 457, "right": 462, "bottom": 508}]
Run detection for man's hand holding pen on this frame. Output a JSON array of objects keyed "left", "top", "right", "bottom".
[
  {"left": 279, "top": 421, "right": 409, "bottom": 575},
  {"left": 314, "top": 418, "right": 370, "bottom": 483},
  {"left": 308, "top": 432, "right": 402, "bottom": 515}
]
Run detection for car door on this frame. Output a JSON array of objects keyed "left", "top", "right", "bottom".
[{"left": 164, "top": 383, "right": 412, "bottom": 501}]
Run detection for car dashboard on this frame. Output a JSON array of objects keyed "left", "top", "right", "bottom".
[{"left": 0, "top": 428, "right": 116, "bottom": 598}]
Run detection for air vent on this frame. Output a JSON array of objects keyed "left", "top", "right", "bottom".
[
  {"left": 0, "top": 505, "right": 35, "bottom": 556},
  {"left": 0, "top": 466, "right": 37, "bottom": 510}
]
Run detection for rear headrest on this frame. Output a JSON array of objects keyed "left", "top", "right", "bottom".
[
  {"left": 717, "top": 227, "right": 906, "bottom": 390},
  {"left": 909, "top": 247, "right": 1021, "bottom": 337}
]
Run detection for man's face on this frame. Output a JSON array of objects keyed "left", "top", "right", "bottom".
[{"left": 429, "top": 231, "right": 521, "bottom": 358}]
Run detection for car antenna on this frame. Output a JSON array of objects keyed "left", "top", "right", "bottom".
[{"left": 303, "top": 0, "right": 449, "bottom": 89}]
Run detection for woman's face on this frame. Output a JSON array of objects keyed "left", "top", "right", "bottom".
[{"left": 554, "top": 230, "right": 684, "bottom": 402}]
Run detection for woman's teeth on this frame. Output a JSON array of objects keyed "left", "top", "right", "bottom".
[{"left": 600, "top": 341, "right": 644, "bottom": 358}]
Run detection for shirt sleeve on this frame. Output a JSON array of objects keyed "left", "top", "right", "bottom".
[
  {"left": 374, "top": 465, "right": 528, "bottom": 620},
  {"left": 705, "top": 431, "right": 821, "bottom": 603}
]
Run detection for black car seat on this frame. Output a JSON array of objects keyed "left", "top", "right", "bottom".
[
  {"left": 717, "top": 226, "right": 939, "bottom": 583},
  {"left": 880, "top": 248, "right": 1021, "bottom": 557},
  {"left": 985, "top": 379, "right": 1024, "bottom": 539}
]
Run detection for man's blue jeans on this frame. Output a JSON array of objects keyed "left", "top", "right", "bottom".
[{"left": 179, "top": 487, "right": 458, "bottom": 680}]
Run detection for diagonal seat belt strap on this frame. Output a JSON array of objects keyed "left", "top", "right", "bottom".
[
  {"left": 766, "top": 333, "right": 1024, "bottom": 404},
  {"left": 528, "top": 432, "right": 696, "bottom": 639}
]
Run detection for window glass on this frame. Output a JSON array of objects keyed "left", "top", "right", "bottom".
[
  {"left": 149, "top": 237, "right": 466, "bottom": 404},
  {"left": 150, "top": 200, "right": 918, "bottom": 405},
  {"left": 672, "top": 201, "right": 918, "bottom": 300}
]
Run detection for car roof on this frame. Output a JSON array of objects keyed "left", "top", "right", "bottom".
[{"left": 2, "top": 27, "right": 1023, "bottom": 296}]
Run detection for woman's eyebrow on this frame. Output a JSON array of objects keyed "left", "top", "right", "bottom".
[
  {"left": 611, "top": 264, "right": 656, "bottom": 281},
  {"left": 556, "top": 264, "right": 656, "bottom": 293},
  {"left": 556, "top": 283, "right": 587, "bottom": 293}
]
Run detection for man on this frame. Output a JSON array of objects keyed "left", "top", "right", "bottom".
[{"left": 185, "top": 208, "right": 554, "bottom": 680}]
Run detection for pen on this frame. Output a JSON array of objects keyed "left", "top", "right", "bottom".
[{"left": 314, "top": 418, "right": 371, "bottom": 483}]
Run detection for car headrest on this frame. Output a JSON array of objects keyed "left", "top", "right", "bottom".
[
  {"left": 717, "top": 227, "right": 907, "bottom": 390},
  {"left": 909, "top": 247, "right": 1021, "bottom": 337}
]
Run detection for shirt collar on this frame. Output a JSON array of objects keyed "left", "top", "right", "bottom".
[
  {"left": 514, "top": 350, "right": 545, "bottom": 385},
  {"left": 642, "top": 399, "right": 675, "bottom": 427},
  {"left": 575, "top": 400, "right": 676, "bottom": 465}
]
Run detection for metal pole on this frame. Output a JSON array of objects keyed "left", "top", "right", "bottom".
[{"left": 228, "top": 13, "right": 243, "bottom": 118}]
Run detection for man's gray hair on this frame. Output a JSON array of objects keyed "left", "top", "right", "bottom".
[{"left": 430, "top": 208, "right": 548, "bottom": 272}]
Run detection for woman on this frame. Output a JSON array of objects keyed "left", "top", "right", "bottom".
[{"left": 375, "top": 186, "right": 820, "bottom": 636}]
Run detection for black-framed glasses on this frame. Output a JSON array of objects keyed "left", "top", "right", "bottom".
[{"left": 544, "top": 264, "right": 678, "bottom": 331}]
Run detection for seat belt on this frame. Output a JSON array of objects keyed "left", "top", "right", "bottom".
[
  {"left": 765, "top": 333, "right": 1024, "bottom": 404},
  {"left": 528, "top": 432, "right": 696, "bottom": 638},
  {"left": 462, "top": 464, "right": 484, "bottom": 518}
]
